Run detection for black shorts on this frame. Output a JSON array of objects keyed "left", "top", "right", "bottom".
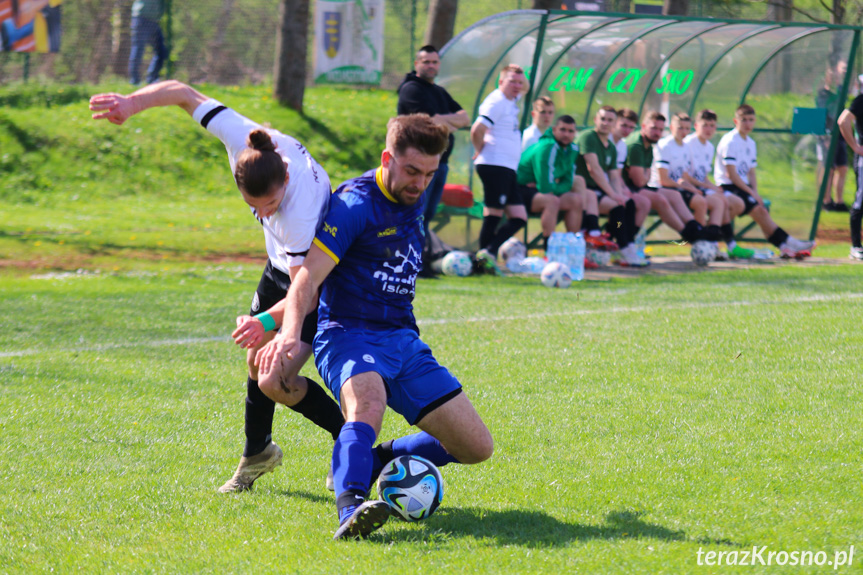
[
  {"left": 588, "top": 187, "right": 606, "bottom": 200},
  {"left": 722, "top": 184, "right": 759, "bottom": 216},
  {"left": 251, "top": 259, "right": 318, "bottom": 345},
  {"left": 678, "top": 189, "right": 696, "bottom": 207},
  {"left": 816, "top": 136, "right": 849, "bottom": 167},
  {"left": 521, "top": 184, "right": 541, "bottom": 209},
  {"left": 475, "top": 164, "right": 524, "bottom": 209}
]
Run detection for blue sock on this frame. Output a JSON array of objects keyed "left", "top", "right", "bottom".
[
  {"left": 333, "top": 421, "right": 377, "bottom": 524},
  {"left": 391, "top": 432, "right": 459, "bottom": 467}
]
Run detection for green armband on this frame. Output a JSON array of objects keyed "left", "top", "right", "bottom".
[{"left": 254, "top": 312, "right": 276, "bottom": 332}]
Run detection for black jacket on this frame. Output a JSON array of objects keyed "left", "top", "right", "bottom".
[{"left": 396, "top": 71, "right": 463, "bottom": 164}]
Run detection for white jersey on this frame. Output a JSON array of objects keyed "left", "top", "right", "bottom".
[
  {"left": 684, "top": 133, "right": 715, "bottom": 185},
  {"left": 521, "top": 123, "right": 542, "bottom": 151},
  {"left": 714, "top": 128, "right": 757, "bottom": 186},
  {"left": 474, "top": 89, "right": 522, "bottom": 171},
  {"left": 649, "top": 135, "right": 691, "bottom": 188},
  {"left": 613, "top": 136, "right": 628, "bottom": 171},
  {"left": 192, "top": 99, "right": 330, "bottom": 273}
]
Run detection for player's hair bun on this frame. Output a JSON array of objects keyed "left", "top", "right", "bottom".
[{"left": 247, "top": 128, "right": 277, "bottom": 152}]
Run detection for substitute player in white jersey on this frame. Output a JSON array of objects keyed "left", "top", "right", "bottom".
[
  {"left": 714, "top": 104, "right": 814, "bottom": 258},
  {"left": 684, "top": 109, "right": 750, "bottom": 259},
  {"left": 650, "top": 113, "right": 724, "bottom": 244},
  {"left": 90, "top": 81, "right": 346, "bottom": 493}
]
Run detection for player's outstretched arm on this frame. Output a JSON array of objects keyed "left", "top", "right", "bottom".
[
  {"left": 255, "top": 246, "right": 336, "bottom": 375},
  {"left": 231, "top": 265, "right": 303, "bottom": 349},
  {"left": 89, "top": 80, "right": 208, "bottom": 126}
]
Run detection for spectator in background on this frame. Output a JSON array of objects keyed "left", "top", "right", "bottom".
[
  {"left": 397, "top": 44, "right": 469, "bottom": 276},
  {"left": 470, "top": 63, "right": 529, "bottom": 272},
  {"left": 837, "top": 91, "right": 863, "bottom": 260},
  {"left": 521, "top": 96, "right": 555, "bottom": 151},
  {"left": 817, "top": 58, "right": 849, "bottom": 212},
  {"left": 129, "top": 0, "right": 169, "bottom": 85}
]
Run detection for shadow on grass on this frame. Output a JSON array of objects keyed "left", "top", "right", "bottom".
[
  {"left": 373, "top": 508, "right": 742, "bottom": 548},
  {"left": 279, "top": 488, "right": 333, "bottom": 506}
]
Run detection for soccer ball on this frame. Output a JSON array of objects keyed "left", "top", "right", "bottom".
[
  {"left": 441, "top": 251, "right": 473, "bottom": 277},
  {"left": 377, "top": 455, "right": 444, "bottom": 522},
  {"left": 585, "top": 247, "right": 611, "bottom": 267},
  {"left": 499, "top": 237, "right": 527, "bottom": 263},
  {"left": 540, "top": 261, "right": 573, "bottom": 288},
  {"left": 690, "top": 241, "right": 716, "bottom": 267}
]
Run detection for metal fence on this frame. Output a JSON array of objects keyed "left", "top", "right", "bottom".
[{"left": 0, "top": 0, "right": 765, "bottom": 88}]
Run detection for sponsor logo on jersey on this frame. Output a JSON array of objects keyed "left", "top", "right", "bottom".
[
  {"left": 373, "top": 242, "right": 421, "bottom": 297},
  {"left": 377, "top": 227, "right": 397, "bottom": 237},
  {"left": 362, "top": 354, "right": 375, "bottom": 364},
  {"left": 323, "top": 222, "right": 338, "bottom": 237}
]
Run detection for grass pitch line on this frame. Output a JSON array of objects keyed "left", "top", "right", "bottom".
[
  {"left": 2, "top": 293, "right": 860, "bottom": 358},
  {"left": 417, "top": 292, "right": 863, "bottom": 326},
  {"left": 0, "top": 336, "right": 229, "bottom": 358}
]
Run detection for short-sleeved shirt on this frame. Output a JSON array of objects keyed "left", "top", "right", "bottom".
[
  {"left": 714, "top": 129, "right": 757, "bottom": 186},
  {"left": 623, "top": 131, "right": 653, "bottom": 190},
  {"left": 396, "top": 72, "right": 463, "bottom": 164},
  {"left": 684, "top": 133, "right": 715, "bottom": 184},
  {"left": 649, "top": 135, "right": 690, "bottom": 188},
  {"left": 474, "top": 89, "right": 523, "bottom": 171},
  {"left": 313, "top": 167, "right": 423, "bottom": 334},
  {"left": 848, "top": 94, "right": 863, "bottom": 144},
  {"left": 521, "top": 124, "right": 542, "bottom": 151},
  {"left": 575, "top": 129, "right": 616, "bottom": 190},
  {"left": 132, "top": 0, "right": 163, "bottom": 20},
  {"left": 192, "top": 99, "right": 331, "bottom": 274},
  {"left": 613, "top": 136, "right": 628, "bottom": 171}
]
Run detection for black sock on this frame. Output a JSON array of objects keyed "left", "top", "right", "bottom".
[
  {"left": 608, "top": 206, "right": 629, "bottom": 248},
  {"left": 336, "top": 489, "right": 367, "bottom": 523},
  {"left": 721, "top": 223, "right": 735, "bottom": 243},
  {"left": 767, "top": 227, "right": 789, "bottom": 247},
  {"left": 243, "top": 377, "right": 275, "bottom": 457},
  {"left": 488, "top": 218, "right": 526, "bottom": 255},
  {"left": 542, "top": 235, "right": 549, "bottom": 251},
  {"left": 583, "top": 213, "right": 600, "bottom": 234},
  {"left": 624, "top": 199, "right": 637, "bottom": 245},
  {"left": 479, "top": 215, "right": 502, "bottom": 251},
  {"left": 851, "top": 207, "right": 863, "bottom": 247},
  {"left": 704, "top": 224, "right": 723, "bottom": 242},
  {"left": 680, "top": 219, "right": 703, "bottom": 243},
  {"left": 288, "top": 377, "right": 345, "bottom": 441}
]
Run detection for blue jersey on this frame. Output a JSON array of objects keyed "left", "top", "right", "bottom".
[{"left": 313, "top": 167, "right": 425, "bottom": 333}]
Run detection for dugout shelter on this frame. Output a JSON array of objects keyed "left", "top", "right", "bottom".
[{"left": 435, "top": 9, "right": 861, "bottom": 248}]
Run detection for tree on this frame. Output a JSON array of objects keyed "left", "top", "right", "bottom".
[
  {"left": 111, "top": 0, "right": 133, "bottom": 77},
  {"left": 663, "top": 0, "right": 689, "bottom": 15},
  {"left": 424, "top": 0, "right": 458, "bottom": 51},
  {"left": 273, "top": 0, "right": 310, "bottom": 112}
]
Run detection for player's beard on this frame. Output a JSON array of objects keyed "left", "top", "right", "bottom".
[{"left": 394, "top": 186, "right": 424, "bottom": 205}]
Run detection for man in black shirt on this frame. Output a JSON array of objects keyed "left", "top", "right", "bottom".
[
  {"left": 838, "top": 92, "right": 863, "bottom": 260},
  {"left": 397, "top": 45, "right": 469, "bottom": 273}
]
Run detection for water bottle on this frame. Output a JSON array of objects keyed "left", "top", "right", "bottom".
[
  {"left": 753, "top": 248, "right": 775, "bottom": 260},
  {"left": 635, "top": 229, "right": 646, "bottom": 261},
  {"left": 547, "top": 232, "right": 565, "bottom": 265},
  {"left": 570, "top": 232, "right": 585, "bottom": 281}
]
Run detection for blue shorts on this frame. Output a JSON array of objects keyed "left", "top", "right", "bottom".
[{"left": 314, "top": 327, "right": 463, "bottom": 425}]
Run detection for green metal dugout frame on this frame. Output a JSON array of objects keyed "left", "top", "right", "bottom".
[{"left": 440, "top": 9, "right": 862, "bottom": 245}]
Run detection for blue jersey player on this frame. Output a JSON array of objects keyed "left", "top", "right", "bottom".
[{"left": 256, "top": 114, "right": 494, "bottom": 540}]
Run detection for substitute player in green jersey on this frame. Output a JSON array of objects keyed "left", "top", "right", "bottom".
[{"left": 575, "top": 106, "right": 644, "bottom": 265}]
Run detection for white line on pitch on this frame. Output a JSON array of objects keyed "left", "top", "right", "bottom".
[{"left": 2, "top": 293, "right": 860, "bottom": 358}]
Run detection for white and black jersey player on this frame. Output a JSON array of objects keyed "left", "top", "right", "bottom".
[
  {"left": 714, "top": 104, "right": 814, "bottom": 258},
  {"left": 90, "top": 81, "right": 345, "bottom": 493}
]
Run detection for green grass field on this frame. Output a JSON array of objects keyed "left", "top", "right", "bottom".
[
  {"left": 2, "top": 263, "right": 862, "bottom": 573},
  {"left": 2, "top": 82, "right": 862, "bottom": 573}
]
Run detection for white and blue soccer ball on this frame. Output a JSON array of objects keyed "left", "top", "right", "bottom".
[
  {"left": 499, "top": 237, "right": 527, "bottom": 264},
  {"left": 377, "top": 455, "right": 444, "bottom": 522},
  {"left": 441, "top": 251, "right": 473, "bottom": 277},
  {"left": 540, "top": 261, "right": 573, "bottom": 288},
  {"left": 690, "top": 241, "right": 716, "bottom": 267}
]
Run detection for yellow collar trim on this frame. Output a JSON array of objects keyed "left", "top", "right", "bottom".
[{"left": 375, "top": 166, "right": 397, "bottom": 203}]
